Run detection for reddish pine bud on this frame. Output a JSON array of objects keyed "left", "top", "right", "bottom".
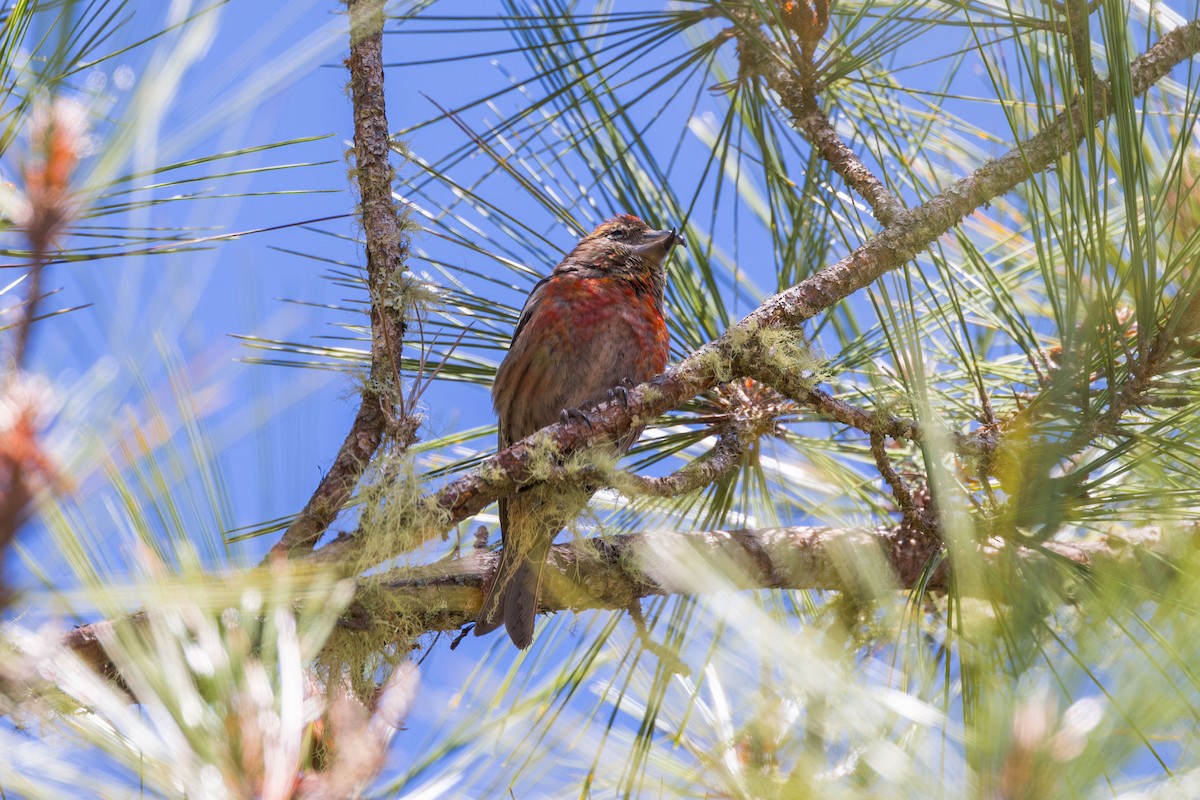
[
  {"left": 0, "top": 375, "right": 67, "bottom": 495},
  {"left": 780, "top": 0, "right": 830, "bottom": 61},
  {"left": 19, "top": 99, "right": 87, "bottom": 256}
]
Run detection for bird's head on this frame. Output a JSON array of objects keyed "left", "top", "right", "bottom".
[{"left": 558, "top": 214, "right": 686, "bottom": 279}]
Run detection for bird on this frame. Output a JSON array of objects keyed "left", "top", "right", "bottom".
[{"left": 475, "top": 214, "right": 684, "bottom": 649}]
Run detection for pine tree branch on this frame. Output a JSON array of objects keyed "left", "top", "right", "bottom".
[
  {"left": 370, "top": 525, "right": 1148, "bottom": 634},
  {"left": 738, "top": 356, "right": 985, "bottom": 456},
  {"left": 462, "top": 526, "right": 953, "bottom": 619},
  {"left": 1062, "top": 0, "right": 1098, "bottom": 90},
  {"left": 620, "top": 425, "right": 748, "bottom": 498},
  {"left": 790, "top": 105, "right": 905, "bottom": 225},
  {"left": 870, "top": 432, "right": 924, "bottom": 525},
  {"left": 270, "top": 0, "right": 410, "bottom": 557},
  {"left": 53, "top": 524, "right": 1163, "bottom": 686},
  {"left": 734, "top": 11, "right": 904, "bottom": 225},
  {"left": 989, "top": 326, "right": 1184, "bottom": 533},
  {"left": 310, "top": 18, "right": 1200, "bottom": 570}
]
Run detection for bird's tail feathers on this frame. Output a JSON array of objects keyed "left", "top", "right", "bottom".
[{"left": 475, "top": 538, "right": 548, "bottom": 649}]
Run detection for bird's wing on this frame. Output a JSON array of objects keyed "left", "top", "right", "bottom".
[
  {"left": 509, "top": 274, "right": 552, "bottom": 350},
  {"left": 494, "top": 275, "right": 554, "bottom": 547}
]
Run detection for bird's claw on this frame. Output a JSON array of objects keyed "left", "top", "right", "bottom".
[
  {"left": 607, "top": 386, "right": 630, "bottom": 406},
  {"left": 607, "top": 378, "right": 635, "bottom": 407},
  {"left": 560, "top": 407, "right": 592, "bottom": 429}
]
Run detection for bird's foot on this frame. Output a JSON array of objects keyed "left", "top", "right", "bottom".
[{"left": 560, "top": 406, "right": 592, "bottom": 429}]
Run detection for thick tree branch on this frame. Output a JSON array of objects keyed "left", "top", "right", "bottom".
[
  {"left": 365, "top": 528, "right": 945, "bottom": 633},
  {"left": 373, "top": 526, "right": 1144, "bottom": 633},
  {"left": 60, "top": 525, "right": 1157, "bottom": 681},
  {"left": 271, "top": 0, "right": 409, "bottom": 556},
  {"left": 309, "top": 18, "right": 1200, "bottom": 571}
]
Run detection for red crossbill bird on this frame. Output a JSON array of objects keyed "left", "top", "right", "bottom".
[{"left": 475, "top": 214, "right": 684, "bottom": 649}]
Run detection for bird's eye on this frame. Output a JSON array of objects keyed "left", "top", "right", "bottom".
[{"left": 608, "top": 229, "right": 625, "bottom": 240}]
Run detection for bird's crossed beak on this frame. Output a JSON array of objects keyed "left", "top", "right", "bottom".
[{"left": 631, "top": 226, "right": 687, "bottom": 261}]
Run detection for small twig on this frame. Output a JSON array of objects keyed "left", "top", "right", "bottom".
[
  {"left": 868, "top": 432, "right": 937, "bottom": 539},
  {"left": 738, "top": 357, "right": 988, "bottom": 458},
  {"left": 1070, "top": 332, "right": 1172, "bottom": 454},
  {"left": 0, "top": 100, "right": 83, "bottom": 607},
  {"left": 1062, "top": 0, "right": 1098, "bottom": 91},
  {"left": 11, "top": 262, "right": 46, "bottom": 369},
  {"left": 11, "top": 100, "right": 83, "bottom": 367},
  {"left": 1015, "top": 328, "right": 1174, "bottom": 474},
  {"left": 1015, "top": 0, "right": 1104, "bottom": 34},
  {"left": 622, "top": 426, "right": 747, "bottom": 498},
  {"left": 626, "top": 601, "right": 690, "bottom": 675},
  {"left": 790, "top": 106, "right": 905, "bottom": 226},
  {"left": 1007, "top": 330, "right": 1175, "bottom": 502},
  {"left": 449, "top": 625, "right": 473, "bottom": 650},
  {"left": 870, "top": 433, "right": 913, "bottom": 511},
  {"left": 979, "top": 321, "right": 1184, "bottom": 541},
  {"left": 800, "top": 384, "right": 922, "bottom": 441},
  {"left": 1038, "top": 0, "right": 1105, "bottom": 13}
]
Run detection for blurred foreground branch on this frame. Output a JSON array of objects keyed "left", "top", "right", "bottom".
[
  {"left": 368, "top": 526, "right": 1137, "bottom": 633},
  {"left": 0, "top": 100, "right": 84, "bottom": 608}
]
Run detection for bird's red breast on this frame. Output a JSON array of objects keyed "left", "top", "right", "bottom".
[{"left": 493, "top": 272, "right": 668, "bottom": 444}]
